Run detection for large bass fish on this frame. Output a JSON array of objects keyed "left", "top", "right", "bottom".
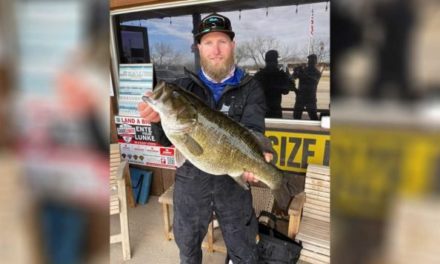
[{"left": 142, "top": 81, "right": 283, "bottom": 191}]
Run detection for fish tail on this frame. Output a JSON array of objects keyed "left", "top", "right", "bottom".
[
  {"left": 271, "top": 187, "right": 292, "bottom": 212},
  {"left": 270, "top": 172, "right": 294, "bottom": 211}
]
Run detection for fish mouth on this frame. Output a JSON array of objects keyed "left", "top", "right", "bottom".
[{"left": 142, "top": 95, "right": 156, "bottom": 106}]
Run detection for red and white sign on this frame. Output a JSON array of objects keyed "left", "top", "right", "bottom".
[
  {"left": 115, "top": 115, "right": 176, "bottom": 169},
  {"left": 119, "top": 143, "right": 176, "bottom": 169}
]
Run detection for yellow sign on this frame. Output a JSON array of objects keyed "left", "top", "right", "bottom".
[
  {"left": 332, "top": 125, "right": 440, "bottom": 219},
  {"left": 265, "top": 129, "right": 330, "bottom": 173}
]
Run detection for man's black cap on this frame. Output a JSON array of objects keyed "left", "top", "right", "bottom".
[{"left": 195, "top": 13, "right": 235, "bottom": 43}]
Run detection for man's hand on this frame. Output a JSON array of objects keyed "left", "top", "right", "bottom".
[
  {"left": 137, "top": 92, "right": 161, "bottom": 123},
  {"left": 242, "top": 152, "right": 274, "bottom": 183},
  {"left": 263, "top": 152, "right": 273, "bottom": 163}
]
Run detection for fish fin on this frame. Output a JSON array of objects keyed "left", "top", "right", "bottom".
[
  {"left": 230, "top": 174, "right": 249, "bottom": 190},
  {"left": 271, "top": 175, "right": 294, "bottom": 212},
  {"left": 176, "top": 106, "right": 197, "bottom": 123},
  {"left": 183, "top": 134, "right": 204, "bottom": 156},
  {"left": 175, "top": 149, "right": 187, "bottom": 167}
]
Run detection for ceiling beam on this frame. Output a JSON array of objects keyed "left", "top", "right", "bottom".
[{"left": 111, "top": 0, "right": 329, "bottom": 16}]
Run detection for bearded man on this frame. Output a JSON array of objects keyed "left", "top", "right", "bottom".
[{"left": 138, "top": 13, "right": 272, "bottom": 264}]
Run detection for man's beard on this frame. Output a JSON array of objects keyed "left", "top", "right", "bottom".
[{"left": 200, "top": 53, "right": 235, "bottom": 82}]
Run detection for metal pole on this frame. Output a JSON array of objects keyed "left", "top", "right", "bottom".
[
  {"left": 308, "top": 37, "right": 311, "bottom": 55},
  {"left": 308, "top": 7, "right": 314, "bottom": 55},
  {"left": 192, "top": 13, "right": 201, "bottom": 71}
]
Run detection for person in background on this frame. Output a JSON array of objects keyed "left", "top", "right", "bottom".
[
  {"left": 292, "top": 54, "right": 321, "bottom": 120},
  {"left": 138, "top": 13, "right": 273, "bottom": 264},
  {"left": 369, "top": 0, "right": 416, "bottom": 100},
  {"left": 254, "top": 50, "right": 291, "bottom": 118}
]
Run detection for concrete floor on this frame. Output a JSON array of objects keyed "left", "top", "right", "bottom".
[
  {"left": 110, "top": 196, "right": 309, "bottom": 264},
  {"left": 110, "top": 196, "right": 227, "bottom": 264}
]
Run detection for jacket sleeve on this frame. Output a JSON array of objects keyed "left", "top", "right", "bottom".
[
  {"left": 251, "top": 130, "right": 275, "bottom": 155},
  {"left": 241, "top": 80, "right": 275, "bottom": 154},
  {"left": 151, "top": 122, "right": 172, "bottom": 147},
  {"left": 281, "top": 71, "right": 292, "bottom": 95},
  {"left": 241, "top": 78, "right": 266, "bottom": 134}
]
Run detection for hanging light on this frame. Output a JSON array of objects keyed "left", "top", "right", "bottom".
[
  {"left": 325, "top": 1, "right": 329, "bottom": 11},
  {"left": 296, "top": 4, "right": 298, "bottom": 14},
  {"left": 239, "top": 9, "right": 241, "bottom": 20},
  {"left": 266, "top": 7, "right": 269, "bottom": 17},
  {"left": 169, "top": 17, "right": 172, "bottom": 25}
]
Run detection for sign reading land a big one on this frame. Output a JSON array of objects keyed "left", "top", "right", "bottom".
[
  {"left": 265, "top": 129, "right": 330, "bottom": 173},
  {"left": 115, "top": 116, "right": 176, "bottom": 169},
  {"left": 115, "top": 116, "right": 156, "bottom": 144}
]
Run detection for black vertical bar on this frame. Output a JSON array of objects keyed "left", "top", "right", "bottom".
[{"left": 192, "top": 13, "right": 201, "bottom": 71}]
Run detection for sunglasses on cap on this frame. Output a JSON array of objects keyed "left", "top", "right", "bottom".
[
  {"left": 195, "top": 13, "right": 235, "bottom": 43},
  {"left": 199, "top": 15, "right": 231, "bottom": 33}
]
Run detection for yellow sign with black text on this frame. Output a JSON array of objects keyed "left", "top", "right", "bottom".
[
  {"left": 265, "top": 129, "right": 330, "bottom": 174},
  {"left": 332, "top": 125, "right": 440, "bottom": 219}
]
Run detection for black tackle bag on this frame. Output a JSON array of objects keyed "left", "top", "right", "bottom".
[{"left": 257, "top": 211, "right": 302, "bottom": 264}]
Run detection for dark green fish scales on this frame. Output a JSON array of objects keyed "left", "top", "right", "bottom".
[{"left": 142, "top": 81, "right": 283, "bottom": 190}]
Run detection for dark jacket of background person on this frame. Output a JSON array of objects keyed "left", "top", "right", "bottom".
[
  {"left": 254, "top": 50, "right": 291, "bottom": 118},
  {"left": 292, "top": 54, "right": 321, "bottom": 120}
]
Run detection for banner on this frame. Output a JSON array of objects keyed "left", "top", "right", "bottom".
[
  {"left": 332, "top": 125, "right": 440, "bottom": 218},
  {"left": 118, "top": 143, "right": 176, "bottom": 169},
  {"left": 265, "top": 129, "right": 330, "bottom": 174},
  {"left": 118, "top": 63, "right": 153, "bottom": 116},
  {"left": 115, "top": 116, "right": 176, "bottom": 169}
]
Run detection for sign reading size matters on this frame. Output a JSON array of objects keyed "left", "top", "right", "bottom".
[{"left": 265, "top": 129, "right": 330, "bottom": 174}]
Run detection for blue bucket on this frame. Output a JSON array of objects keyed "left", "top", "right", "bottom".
[{"left": 129, "top": 168, "right": 153, "bottom": 204}]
